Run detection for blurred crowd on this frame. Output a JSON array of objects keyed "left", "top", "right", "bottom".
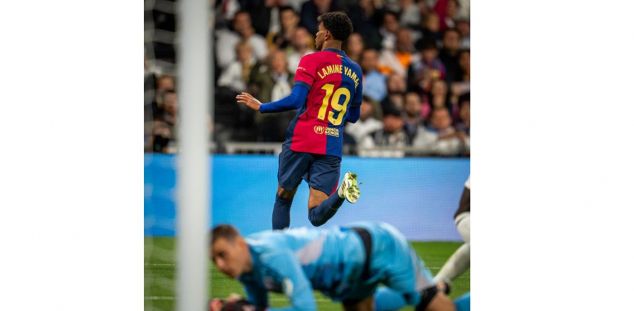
[{"left": 145, "top": 0, "right": 470, "bottom": 157}]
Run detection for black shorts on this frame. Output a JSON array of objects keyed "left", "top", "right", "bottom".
[{"left": 277, "top": 143, "right": 341, "bottom": 194}]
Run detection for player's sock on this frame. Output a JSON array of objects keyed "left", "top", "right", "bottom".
[
  {"left": 434, "top": 242, "right": 470, "bottom": 283},
  {"left": 272, "top": 195, "right": 292, "bottom": 229},
  {"left": 308, "top": 192, "right": 345, "bottom": 226}
]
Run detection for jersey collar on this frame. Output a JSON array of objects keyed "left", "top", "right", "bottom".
[{"left": 324, "top": 47, "right": 346, "bottom": 56}]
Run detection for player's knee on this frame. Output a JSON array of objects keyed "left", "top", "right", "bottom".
[
  {"left": 454, "top": 212, "right": 470, "bottom": 243},
  {"left": 307, "top": 208, "right": 326, "bottom": 227},
  {"left": 277, "top": 187, "right": 296, "bottom": 201},
  {"left": 307, "top": 190, "right": 328, "bottom": 208}
]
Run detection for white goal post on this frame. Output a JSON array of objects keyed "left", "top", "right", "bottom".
[{"left": 176, "top": 0, "right": 213, "bottom": 310}]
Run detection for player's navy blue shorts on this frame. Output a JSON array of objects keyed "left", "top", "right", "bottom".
[{"left": 278, "top": 142, "right": 341, "bottom": 195}]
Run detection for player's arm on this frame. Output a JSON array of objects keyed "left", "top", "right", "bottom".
[
  {"left": 236, "top": 54, "right": 316, "bottom": 114},
  {"left": 235, "top": 84, "right": 309, "bottom": 113},
  {"left": 236, "top": 282, "right": 268, "bottom": 311},
  {"left": 261, "top": 250, "right": 317, "bottom": 311}
]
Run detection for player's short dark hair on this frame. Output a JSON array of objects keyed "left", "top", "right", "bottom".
[
  {"left": 419, "top": 38, "right": 438, "bottom": 51},
  {"left": 279, "top": 5, "right": 296, "bottom": 15},
  {"left": 382, "top": 10, "right": 401, "bottom": 21},
  {"left": 317, "top": 12, "right": 353, "bottom": 41},
  {"left": 458, "top": 92, "right": 470, "bottom": 106},
  {"left": 383, "top": 104, "right": 402, "bottom": 118},
  {"left": 444, "top": 27, "right": 461, "bottom": 37},
  {"left": 211, "top": 224, "right": 240, "bottom": 245}
]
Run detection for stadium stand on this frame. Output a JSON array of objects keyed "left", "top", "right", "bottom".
[{"left": 144, "top": 0, "right": 470, "bottom": 157}]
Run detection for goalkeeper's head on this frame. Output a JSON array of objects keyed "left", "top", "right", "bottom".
[{"left": 210, "top": 225, "right": 252, "bottom": 279}]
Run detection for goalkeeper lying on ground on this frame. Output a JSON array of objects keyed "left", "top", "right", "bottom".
[{"left": 209, "top": 222, "right": 455, "bottom": 311}]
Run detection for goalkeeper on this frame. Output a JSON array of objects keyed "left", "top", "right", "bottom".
[{"left": 209, "top": 222, "right": 455, "bottom": 311}]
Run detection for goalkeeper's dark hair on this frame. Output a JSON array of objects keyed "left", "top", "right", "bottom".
[
  {"left": 211, "top": 224, "right": 240, "bottom": 245},
  {"left": 317, "top": 12, "right": 353, "bottom": 41}
]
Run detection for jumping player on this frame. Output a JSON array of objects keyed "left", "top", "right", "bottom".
[
  {"left": 210, "top": 222, "right": 455, "bottom": 311},
  {"left": 236, "top": 12, "right": 364, "bottom": 229}
]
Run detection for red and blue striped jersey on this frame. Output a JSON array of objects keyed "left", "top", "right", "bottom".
[{"left": 285, "top": 48, "right": 363, "bottom": 157}]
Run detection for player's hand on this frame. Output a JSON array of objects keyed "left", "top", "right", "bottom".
[
  {"left": 209, "top": 294, "right": 255, "bottom": 311},
  {"left": 209, "top": 298, "right": 224, "bottom": 311},
  {"left": 236, "top": 92, "right": 262, "bottom": 112}
]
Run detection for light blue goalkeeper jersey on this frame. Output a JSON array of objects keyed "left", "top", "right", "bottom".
[{"left": 237, "top": 222, "right": 435, "bottom": 311}]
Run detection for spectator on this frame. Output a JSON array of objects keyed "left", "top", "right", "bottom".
[
  {"left": 378, "top": 27, "right": 419, "bottom": 77},
  {"left": 449, "top": 49, "right": 470, "bottom": 110},
  {"left": 213, "top": 0, "right": 240, "bottom": 29},
  {"left": 413, "top": 107, "right": 465, "bottom": 156},
  {"left": 285, "top": 27, "right": 315, "bottom": 72},
  {"left": 456, "top": 18, "right": 470, "bottom": 48},
  {"left": 359, "top": 107, "right": 408, "bottom": 158},
  {"left": 151, "top": 90, "right": 215, "bottom": 151},
  {"left": 144, "top": 55, "right": 160, "bottom": 151},
  {"left": 151, "top": 74, "right": 176, "bottom": 118},
  {"left": 453, "top": 94, "right": 470, "bottom": 155},
  {"left": 378, "top": 10, "right": 400, "bottom": 51},
  {"left": 403, "top": 92, "right": 427, "bottom": 145},
  {"left": 434, "top": 0, "right": 459, "bottom": 31},
  {"left": 438, "top": 28, "right": 462, "bottom": 85},
  {"left": 382, "top": 73, "right": 407, "bottom": 112},
  {"left": 299, "top": 0, "right": 340, "bottom": 34},
  {"left": 156, "top": 74, "right": 175, "bottom": 95},
  {"left": 430, "top": 79, "right": 450, "bottom": 110},
  {"left": 240, "top": 0, "right": 287, "bottom": 38},
  {"left": 345, "top": 96, "right": 384, "bottom": 149},
  {"left": 458, "top": 49, "right": 470, "bottom": 82},
  {"left": 344, "top": 32, "right": 364, "bottom": 64},
  {"left": 151, "top": 90, "right": 178, "bottom": 153},
  {"left": 144, "top": 55, "right": 163, "bottom": 113},
  {"left": 218, "top": 41, "right": 256, "bottom": 92},
  {"left": 415, "top": 12, "right": 442, "bottom": 48},
  {"left": 360, "top": 49, "right": 388, "bottom": 103},
  {"left": 407, "top": 39, "right": 445, "bottom": 95},
  {"left": 399, "top": 0, "right": 423, "bottom": 28},
  {"left": 454, "top": 94, "right": 470, "bottom": 136},
  {"left": 269, "top": 5, "right": 300, "bottom": 50},
  {"left": 248, "top": 50, "right": 295, "bottom": 141},
  {"left": 456, "top": 0, "right": 470, "bottom": 20},
  {"left": 216, "top": 10, "right": 268, "bottom": 70},
  {"left": 346, "top": 0, "right": 382, "bottom": 50}
]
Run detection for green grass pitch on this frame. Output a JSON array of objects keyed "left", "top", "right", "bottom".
[{"left": 145, "top": 237, "right": 470, "bottom": 310}]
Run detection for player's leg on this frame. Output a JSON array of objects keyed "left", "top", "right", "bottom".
[
  {"left": 306, "top": 155, "right": 359, "bottom": 226},
  {"left": 380, "top": 258, "right": 454, "bottom": 311},
  {"left": 434, "top": 242, "right": 470, "bottom": 291},
  {"left": 435, "top": 185, "right": 471, "bottom": 287},
  {"left": 374, "top": 287, "right": 463, "bottom": 311},
  {"left": 274, "top": 145, "right": 311, "bottom": 229},
  {"left": 273, "top": 186, "right": 298, "bottom": 229},
  {"left": 421, "top": 288, "right": 455, "bottom": 311},
  {"left": 307, "top": 187, "right": 335, "bottom": 226},
  {"left": 373, "top": 224, "right": 454, "bottom": 311},
  {"left": 434, "top": 212, "right": 470, "bottom": 287}
]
